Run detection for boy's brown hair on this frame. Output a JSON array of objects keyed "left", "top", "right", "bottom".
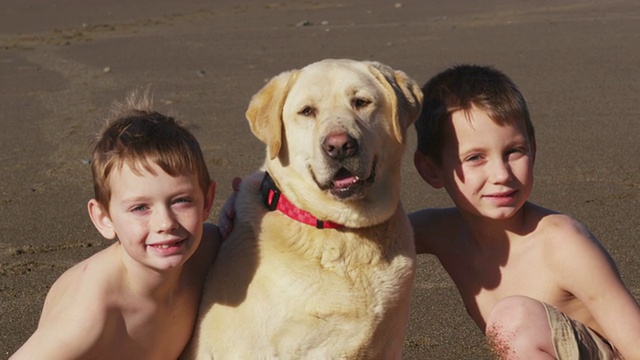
[
  {"left": 415, "top": 64, "right": 535, "bottom": 165},
  {"left": 91, "top": 91, "right": 211, "bottom": 209}
]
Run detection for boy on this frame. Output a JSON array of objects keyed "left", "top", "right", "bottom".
[
  {"left": 411, "top": 64, "right": 640, "bottom": 359},
  {"left": 11, "top": 92, "right": 221, "bottom": 359}
]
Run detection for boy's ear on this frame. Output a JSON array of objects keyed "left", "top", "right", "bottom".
[
  {"left": 414, "top": 151, "right": 445, "bottom": 189},
  {"left": 529, "top": 134, "right": 537, "bottom": 165},
  {"left": 202, "top": 181, "right": 216, "bottom": 220},
  {"left": 88, "top": 199, "right": 117, "bottom": 240}
]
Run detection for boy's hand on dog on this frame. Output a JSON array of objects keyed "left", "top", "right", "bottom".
[{"left": 218, "top": 177, "right": 242, "bottom": 241}]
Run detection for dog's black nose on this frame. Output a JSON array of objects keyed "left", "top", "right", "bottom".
[{"left": 322, "top": 132, "right": 358, "bottom": 160}]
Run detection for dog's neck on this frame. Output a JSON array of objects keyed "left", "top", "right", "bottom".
[{"left": 260, "top": 172, "right": 343, "bottom": 229}]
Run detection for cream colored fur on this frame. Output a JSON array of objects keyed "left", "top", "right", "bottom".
[{"left": 187, "top": 59, "right": 423, "bottom": 359}]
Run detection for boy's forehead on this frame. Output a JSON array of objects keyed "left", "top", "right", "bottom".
[
  {"left": 114, "top": 159, "right": 160, "bottom": 177},
  {"left": 107, "top": 161, "right": 199, "bottom": 195},
  {"left": 109, "top": 160, "right": 172, "bottom": 185},
  {"left": 105, "top": 162, "right": 156, "bottom": 193},
  {"left": 445, "top": 107, "right": 530, "bottom": 145},
  {"left": 110, "top": 159, "right": 200, "bottom": 183},
  {"left": 450, "top": 107, "right": 528, "bottom": 134}
]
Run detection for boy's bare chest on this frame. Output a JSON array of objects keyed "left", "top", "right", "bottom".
[
  {"left": 115, "top": 294, "right": 198, "bottom": 359},
  {"left": 440, "top": 246, "right": 564, "bottom": 327}
]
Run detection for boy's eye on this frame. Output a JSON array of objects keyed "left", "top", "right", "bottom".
[
  {"left": 465, "top": 154, "right": 483, "bottom": 163},
  {"left": 131, "top": 205, "right": 148, "bottom": 212},
  {"left": 173, "top": 197, "right": 193, "bottom": 205},
  {"left": 507, "top": 148, "right": 526, "bottom": 160}
]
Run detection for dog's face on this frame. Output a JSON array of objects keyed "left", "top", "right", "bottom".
[{"left": 246, "top": 59, "right": 423, "bottom": 227}]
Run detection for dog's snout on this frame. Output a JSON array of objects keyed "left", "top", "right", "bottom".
[{"left": 322, "top": 132, "right": 358, "bottom": 160}]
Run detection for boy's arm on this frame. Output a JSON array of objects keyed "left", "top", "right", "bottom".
[
  {"left": 409, "top": 209, "right": 438, "bottom": 255},
  {"left": 409, "top": 208, "right": 457, "bottom": 255},
  {"left": 11, "top": 319, "right": 102, "bottom": 360},
  {"left": 218, "top": 177, "right": 242, "bottom": 240},
  {"left": 550, "top": 217, "right": 640, "bottom": 359},
  {"left": 10, "top": 269, "right": 107, "bottom": 359}
]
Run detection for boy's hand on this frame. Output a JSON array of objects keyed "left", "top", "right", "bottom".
[{"left": 218, "top": 177, "right": 241, "bottom": 241}]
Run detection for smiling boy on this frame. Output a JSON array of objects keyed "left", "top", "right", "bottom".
[
  {"left": 11, "top": 92, "right": 220, "bottom": 360},
  {"left": 411, "top": 65, "right": 640, "bottom": 359}
]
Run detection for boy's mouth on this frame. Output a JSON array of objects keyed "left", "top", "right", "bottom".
[
  {"left": 483, "top": 190, "right": 519, "bottom": 205},
  {"left": 485, "top": 189, "right": 517, "bottom": 198},
  {"left": 153, "top": 244, "right": 174, "bottom": 249},
  {"left": 147, "top": 239, "right": 186, "bottom": 249}
]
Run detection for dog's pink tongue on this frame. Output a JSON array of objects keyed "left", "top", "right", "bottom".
[{"left": 333, "top": 169, "right": 357, "bottom": 189}]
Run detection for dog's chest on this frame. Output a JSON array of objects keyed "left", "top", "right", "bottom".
[
  {"left": 249, "top": 215, "right": 415, "bottom": 347},
  {"left": 203, "top": 192, "right": 416, "bottom": 357}
]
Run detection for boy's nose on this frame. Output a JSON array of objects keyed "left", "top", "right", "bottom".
[
  {"left": 490, "top": 159, "right": 512, "bottom": 183},
  {"left": 153, "top": 208, "right": 179, "bottom": 232}
]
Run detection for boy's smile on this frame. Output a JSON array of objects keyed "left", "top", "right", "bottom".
[
  {"left": 146, "top": 238, "right": 188, "bottom": 254},
  {"left": 438, "top": 105, "right": 534, "bottom": 221},
  {"left": 483, "top": 189, "right": 519, "bottom": 206}
]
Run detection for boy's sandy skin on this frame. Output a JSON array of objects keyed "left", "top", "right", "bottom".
[
  {"left": 411, "top": 66, "right": 640, "bottom": 359},
  {"left": 10, "top": 93, "right": 221, "bottom": 360}
]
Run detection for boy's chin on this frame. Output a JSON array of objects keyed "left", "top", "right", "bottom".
[
  {"left": 148, "top": 257, "right": 190, "bottom": 272},
  {"left": 144, "top": 250, "right": 193, "bottom": 271},
  {"left": 482, "top": 207, "right": 522, "bottom": 221}
]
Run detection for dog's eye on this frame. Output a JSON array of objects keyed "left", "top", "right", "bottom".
[
  {"left": 299, "top": 106, "right": 316, "bottom": 117},
  {"left": 353, "top": 98, "right": 371, "bottom": 110}
]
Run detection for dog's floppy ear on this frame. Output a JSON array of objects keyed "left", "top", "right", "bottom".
[
  {"left": 245, "top": 70, "right": 299, "bottom": 160},
  {"left": 368, "top": 62, "right": 423, "bottom": 144}
]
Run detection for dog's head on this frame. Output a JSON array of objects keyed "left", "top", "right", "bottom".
[{"left": 246, "top": 59, "right": 423, "bottom": 228}]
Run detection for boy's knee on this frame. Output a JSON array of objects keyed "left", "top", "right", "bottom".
[
  {"left": 487, "top": 295, "right": 544, "bottom": 332},
  {"left": 486, "top": 297, "right": 557, "bottom": 358}
]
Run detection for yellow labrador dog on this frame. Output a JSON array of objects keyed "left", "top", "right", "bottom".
[{"left": 188, "top": 59, "right": 422, "bottom": 359}]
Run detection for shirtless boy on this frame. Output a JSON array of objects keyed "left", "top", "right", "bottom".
[
  {"left": 11, "top": 92, "right": 220, "bottom": 360},
  {"left": 411, "top": 64, "right": 640, "bottom": 359}
]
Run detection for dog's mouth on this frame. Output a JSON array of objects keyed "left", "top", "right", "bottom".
[{"left": 324, "top": 162, "right": 376, "bottom": 199}]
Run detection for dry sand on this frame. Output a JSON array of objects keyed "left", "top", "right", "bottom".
[{"left": 1, "top": 1, "right": 638, "bottom": 358}]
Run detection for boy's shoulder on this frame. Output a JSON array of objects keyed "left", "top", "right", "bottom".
[
  {"left": 409, "top": 207, "right": 460, "bottom": 225},
  {"left": 525, "top": 203, "right": 592, "bottom": 242},
  {"left": 524, "top": 203, "right": 606, "bottom": 266},
  {"left": 31, "top": 244, "right": 121, "bottom": 351},
  {"left": 46, "top": 243, "right": 121, "bottom": 306},
  {"left": 409, "top": 207, "right": 462, "bottom": 254}
]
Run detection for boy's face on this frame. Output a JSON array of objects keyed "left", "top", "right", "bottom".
[
  {"left": 92, "top": 161, "right": 214, "bottom": 271},
  {"left": 420, "top": 105, "right": 534, "bottom": 221}
]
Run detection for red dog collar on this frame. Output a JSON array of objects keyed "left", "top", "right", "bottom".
[{"left": 260, "top": 172, "right": 343, "bottom": 229}]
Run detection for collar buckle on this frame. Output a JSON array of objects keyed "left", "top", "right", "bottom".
[{"left": 261, "top": 172, "right": 280, "bottom": 211}]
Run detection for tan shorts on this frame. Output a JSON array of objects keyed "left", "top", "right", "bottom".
[{"left": 543, "top": 303, "right": 623, "bottom": 359}]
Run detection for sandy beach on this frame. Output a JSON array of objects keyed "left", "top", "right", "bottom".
[{"left": 1, "top": 1, "right": 638, "bottom": 358}]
